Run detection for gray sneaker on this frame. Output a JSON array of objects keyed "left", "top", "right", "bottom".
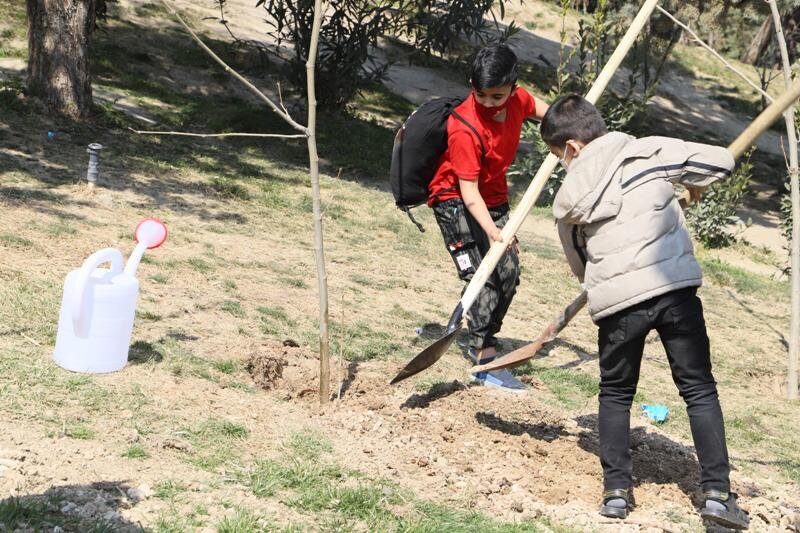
[{"left": 471, "top": 368, "right": 526, "bottom": 394}]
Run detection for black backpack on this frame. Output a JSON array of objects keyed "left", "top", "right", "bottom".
[{"left": 389, "top": 96, "right": 485, "bottom": 232}]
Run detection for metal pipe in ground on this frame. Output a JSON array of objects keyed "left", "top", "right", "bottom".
[{"left": 86, "top": 143, "right": 103, "bottom": 190}]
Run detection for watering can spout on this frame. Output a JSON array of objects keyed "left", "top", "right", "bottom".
[{"left": 124, "top": 218, "right": 168, "bottom": 276}]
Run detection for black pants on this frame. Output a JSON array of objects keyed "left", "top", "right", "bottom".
[
  {"left": 596, "top": 287, "right": 730, "bottom": 493},
  {"left": 432, "top": 199, "right": 520, "bottom": 351}
]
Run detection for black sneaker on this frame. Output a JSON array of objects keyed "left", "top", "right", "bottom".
[
  {"left": 700, "top": 491, "right": 749, "bottom": 530},
  {"left": 599, "top": 488, "right": 630, "bottom": 519}
]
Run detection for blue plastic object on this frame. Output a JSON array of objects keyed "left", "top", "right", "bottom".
[
  {"left": 47, "top": 131, "right": 55, "bottom": 139},
  {"left": 641, "top": 404, "right": 669, "bottom": 424}
]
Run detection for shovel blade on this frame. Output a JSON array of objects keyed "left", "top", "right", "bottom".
[
  {"left": 390, "top": 324, "right": 463, "bottom": 385},
  {"left": 471, "top": 339, "right": 547, "bottom": 373}
]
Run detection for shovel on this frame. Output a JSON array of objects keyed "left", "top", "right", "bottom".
[
  {"left": 473, "top": 75, "right": 800, "bottom": 374},
  {"left": 389, "top": 0, "right": 661, "bottom": 385}
]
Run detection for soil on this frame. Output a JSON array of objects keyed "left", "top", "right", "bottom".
[{"left": 254, "top": 343, "right": 800, "bottom": 531}]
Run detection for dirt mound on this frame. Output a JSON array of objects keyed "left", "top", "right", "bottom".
[
  {"left": 247, "top": 349, "right": 286, "bottom": 390},
  {"left": 247, "top": 341, "right": 322, "bottom": 401}
]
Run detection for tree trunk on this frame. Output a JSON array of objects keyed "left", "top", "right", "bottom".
[
  {"left": 26, "top": 0, "right": 96, "bottom": 119},
  {"left": 741, "top": 16, "right": 773, "bottom": 65},
  {"left": 306, "top": 0, "right": 330, "bottom": 405},
  {"left": 767, "top": 0, "right": 799, "bottom": 401}
]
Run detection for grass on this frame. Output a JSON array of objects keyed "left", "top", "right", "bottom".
[
  {"left": 216, "top": 508, "right": 272, "bottom": 533},
  {"left": 0, "top": 1, "right": 797, "bottom": 530},
  {"left": 64, "top": 421, "right": 94, "bottom": 440},
  {"left": 183, "top": 417, "right": 249, "bottom": 471},
  {"left": 257, "top": 304, "right": 297, "bottom": 336},
  {"left": 516, "top": 364, "right": 598, "bottom": 409},
  {"left": 221, "top": 299, "right": 246, "bottom": 318},
  {"left": 213, "top": 358, "right": 241, "bottom": 374},
  {"left": 698, "top": 256, "right": 788, "bottom": 297},
  {"left": 186, "top": 257, "right": 213, "bottom": 273},
  {"left": 122, "top": 444, "right": 150, "bottom": 459},
  {"left": 149, "top": 273, "right": 169, "bottom": 284},
  {"left": 0, "top": 497, "right": 120, "bottom": 531},
  {"left": 153, "top": 480, "right": 188, "bottom": 501},
  {"left": 0, "top": 232, "right": 33, "bottom": 247}
]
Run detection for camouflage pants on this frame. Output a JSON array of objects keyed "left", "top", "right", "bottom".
[{"left": 432, "top": 199, "right": 520, "bottom": 351}]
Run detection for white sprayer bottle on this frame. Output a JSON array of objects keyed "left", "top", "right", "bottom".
[{"left": 53, "top": 218, "right": 168, "bottom": 373}]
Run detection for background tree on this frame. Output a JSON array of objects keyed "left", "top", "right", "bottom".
[
  {"left": 25, "top": 0, "right": 108, "bottom": 119},
  {"left": 27, "top": 0, "right": 111, "bottom": 118}
]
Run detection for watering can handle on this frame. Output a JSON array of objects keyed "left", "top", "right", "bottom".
[{"left": 72, "top": 248, "right": 124, "bottom": 335}]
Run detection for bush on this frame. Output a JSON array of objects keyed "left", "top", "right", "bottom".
[
  {"left": 255, "top": 0, "right": 398, "bottom": 108},
  {"left": 243, "top": 0, "right": 511, "bottom": 108},
  {"left": 687, "top": 153, "right": 753, "bottom": 248}
]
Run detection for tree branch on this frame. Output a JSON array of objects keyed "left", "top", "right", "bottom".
[
  {"left": 159, "top": 0, "right": 308, "bottom": 134},
  {"left": 127, "top": 128, "right": 305, "bottom": 139},
  {"left": 657, "top": 6, "right": 774, "bottom": 103}
]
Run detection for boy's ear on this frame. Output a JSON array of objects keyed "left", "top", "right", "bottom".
[{"left": 565, "top": 139, "right": 584, "bottom": 155}]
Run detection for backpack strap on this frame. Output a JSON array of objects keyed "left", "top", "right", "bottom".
[
  {"left": 450, "top": 109, "right": 487, "bottom": 160},
  {"left": 401, "top": 206, "right": 426, "bottom": 233}
]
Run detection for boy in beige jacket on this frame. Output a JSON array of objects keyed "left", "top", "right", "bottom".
[{"left": 540, "top": 95, "right": 748, "bottom": 530}]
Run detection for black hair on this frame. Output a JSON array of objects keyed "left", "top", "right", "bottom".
[
  {"left": 470, "top": 43, "right": 518, "bottom": 90},
  {"left": 540, "top": 95, "right": 608, "bottom": 147}
]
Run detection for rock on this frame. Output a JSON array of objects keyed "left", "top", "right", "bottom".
[
  {"left": 53, "top": 527, "right": 64, "bottom": 533},
  {"left": 127, "top": 484, "right": 153, "bottom": 501},
  {"left": 60, "top": 502, "right": 78, "bottom": 514},
  {"left": 160, "top": 438, "right": 192, "bottom": 452},
  {"left": 125, "top": 429, "right": 140, "bottom": 443},
  {"left": 366, "top": 398, "right": 386, "bottom": 411}
]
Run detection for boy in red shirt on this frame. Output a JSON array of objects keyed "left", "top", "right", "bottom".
[{"left": 429, "top": 43, "right": 548, "bottom": 392}]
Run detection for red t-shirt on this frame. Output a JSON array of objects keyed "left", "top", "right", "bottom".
[{"left": 428, "top": 86, "right": 537, "bottom": 208}]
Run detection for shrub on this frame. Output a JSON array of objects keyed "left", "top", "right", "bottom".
[{"left": 687, "top": 153, "right": 753, "bottom": 248}]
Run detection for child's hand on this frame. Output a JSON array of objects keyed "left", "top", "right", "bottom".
[
  {"left": 488, "top": 227, "right": 503, "bottom": 243},
  {"left": 687, "top": 186, "right": 706, "bottom": 204}
]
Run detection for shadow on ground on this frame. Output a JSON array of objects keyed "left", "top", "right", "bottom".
[{"left": 0, "top": 481, "right": 144, "bottom": 532}]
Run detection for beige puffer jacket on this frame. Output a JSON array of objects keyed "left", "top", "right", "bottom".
[{"left": 553, "top": 132, "right": 735, "bottom": 322}]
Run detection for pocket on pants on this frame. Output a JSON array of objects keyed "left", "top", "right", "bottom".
[
  {"left": 669, "top": 296, "right": 705, "bottom": 334},
  {"left": 434, "top": 201, "right": 482, "bottom": 281},
  {"left": 599, "top": 314, "right": 627, "bottom": 344}
]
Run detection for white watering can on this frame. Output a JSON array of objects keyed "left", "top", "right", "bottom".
[{"left": 53, "top": 218, "right": 168, "bottom": 373}]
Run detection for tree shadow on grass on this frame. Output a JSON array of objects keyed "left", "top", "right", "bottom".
[
  {"left": 0, "top": 17, "right": 404, "bottom": 213},
  {"left": 0, "top": 481, "right": 144, "bottom": 532},
  {"left": 127, "top": 340, "right": 163, "bottom": 364}
]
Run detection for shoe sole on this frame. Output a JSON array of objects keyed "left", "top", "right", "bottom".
[
  {"left": 599, "top": 506, "right": 628, "bottom": 519},
  {"left": 700, "top": 509, "right": 749, "bottom": 530}
]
